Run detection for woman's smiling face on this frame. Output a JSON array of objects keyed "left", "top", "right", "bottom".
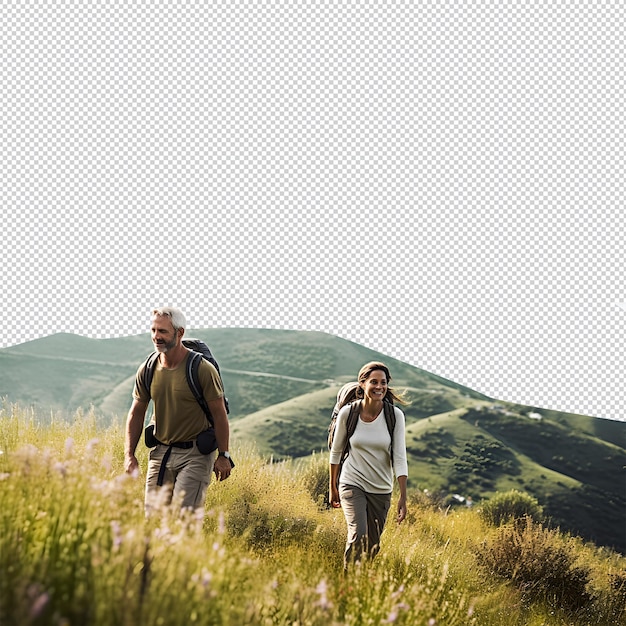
[{"left": 360, "top": 370, "right": 388, "bottom": 402}]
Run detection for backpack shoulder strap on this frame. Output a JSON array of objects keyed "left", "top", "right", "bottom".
[
  {"left": 383, "top": 400, "right": 396, "bottom": 434},
  {"left": 345, "top": 400, "right": 361, "bottom": 439},
  {"left": 383, "top": 400, "right": 397, "bottom": 462},
  {"left": 139, "top": 352, "right": 160, "bottom": 399},
  {"left": 340, "top": 400, "right": 362, "bottom": 460},
  {"left": 186, "top": 351, "right": 214, "bottom": 427}
]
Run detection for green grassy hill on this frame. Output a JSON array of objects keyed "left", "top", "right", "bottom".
[{"left": 1, "top": 329, "right": 624, "bottom": 553}]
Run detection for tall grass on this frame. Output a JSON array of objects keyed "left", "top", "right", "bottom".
[{"left": 1, "top": 401, "right": 624, "bottom": 626}]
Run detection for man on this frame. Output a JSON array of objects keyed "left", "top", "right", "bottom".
[{"left": 125, "top": 307, "right": 232, "bottom": 513}]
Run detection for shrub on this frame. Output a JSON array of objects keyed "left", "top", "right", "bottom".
[
  {"left": 480, "top": 489, "right": 543, "bottom": 527},
  {"left": 609, "top": 569, "right": 626, "bottom": 594},
  {"left": 211, "top": 452, "right": 328, "bottom": 554},
  {"left": 299, "top": 452, "right": 330, "bottom": 507},
  {"left": 227, "top": 488, "right": 319, "bottom": 552},
  {"left": 478, "top": 520, "right": 593, "bottom": 610}
]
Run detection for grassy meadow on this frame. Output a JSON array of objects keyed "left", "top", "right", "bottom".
[
  {"left": 7, "top": 328, "right": 621, "bottom": 554},
  {"left": 1, "top": 401, "right": 625, "bottom": 626}
]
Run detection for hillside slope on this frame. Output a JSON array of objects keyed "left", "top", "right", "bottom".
[
  {"left": 0, "top": 329, "right": 486, "bottom": 420},
  {"left": 1, "top": 330, "right": 624, "bottom": 552}
]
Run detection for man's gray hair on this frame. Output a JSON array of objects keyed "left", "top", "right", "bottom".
[{"left": 151, "top": 307, "right": 187, "bottom": 331}]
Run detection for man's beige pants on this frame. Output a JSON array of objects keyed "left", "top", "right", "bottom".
[{"left": 145, "top": 444, "right": 216, "bottom": 512}]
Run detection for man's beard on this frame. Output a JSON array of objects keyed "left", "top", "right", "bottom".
[{"left": 155, "top": 336, "right": 178, "bottom": 353}]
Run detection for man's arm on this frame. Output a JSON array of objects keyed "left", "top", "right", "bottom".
[
  {"left": 207, "top": 396, "right": 232, "bottom": 480},
  {"left": 125, "top": 398, "right": 149, "bottom": 475}
]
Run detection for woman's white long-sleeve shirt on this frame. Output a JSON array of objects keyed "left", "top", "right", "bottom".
[{"left": 329, "top": 403, "right": 408, "bottom": 494}]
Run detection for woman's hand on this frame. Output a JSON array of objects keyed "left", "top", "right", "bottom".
[
  {"left": 329, "top": 485, "right": 341, "bottom": 508},
  {"left": 396, "top": 475, "right": 408, "bottom": 524},
  {"left": 397, "top": 496, "right": 407, "bottom": 523},
  {"left": 329, "top": 464, "right": 342, "bottom": 508}
]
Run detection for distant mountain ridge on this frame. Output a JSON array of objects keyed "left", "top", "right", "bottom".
[{"left": 1, "top": 330, "right": 624, "bottom": 553}]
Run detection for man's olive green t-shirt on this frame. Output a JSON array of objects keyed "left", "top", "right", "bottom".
[{"left": 133, "top": 352, "right": 224, "bottom": 445}]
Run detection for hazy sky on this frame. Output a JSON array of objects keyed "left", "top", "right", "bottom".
[{"left": 2, "top": 2, "right": 624, "bottom": 421}]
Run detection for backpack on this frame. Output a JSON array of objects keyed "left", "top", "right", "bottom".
[
  {"left": 328, "top": 382, "right": 396, "bottom": 462},
  {"left": 327, "top": 382, "right": 359, "bottom": 450},
  {"left": 139, "top": 338, "right": 229, "bottom": 427}
]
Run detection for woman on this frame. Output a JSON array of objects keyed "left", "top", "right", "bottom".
[{"left": 329, "top": 361, "right": 408, "bottom": 568}]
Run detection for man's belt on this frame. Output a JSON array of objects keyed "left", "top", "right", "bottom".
[{"left": 156, "top": 438, "right": 195, "bottom": 486}]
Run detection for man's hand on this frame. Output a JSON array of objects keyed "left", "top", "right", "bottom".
[
  {"left": 125, "top": 453, "right": 140, "bottom": 476},
  {"left": 213, "top": 455, "right": 232, "bottom": 481}
]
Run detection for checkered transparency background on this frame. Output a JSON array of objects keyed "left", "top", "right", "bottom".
[{"left": 2, "top": 3, "right": 625, "bottom": 421}]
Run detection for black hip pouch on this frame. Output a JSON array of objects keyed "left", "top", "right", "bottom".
[
  {"left": 144, "top": 424, "right": 159, "bottom": 448},
  {"left": 196, "top": 428, "right": 218, "bottom": 455}
]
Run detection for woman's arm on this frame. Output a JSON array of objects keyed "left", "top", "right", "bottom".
[
  {"left": 329, "top": 463, "right": 342, "bottom": 508},
  {"left": 328, "top": 405, "right": 351, "bottom": 508},
  {"left": 392, "top": 407, "right": 408, "bottom": 523},
  {"left": 396, "top": 475, "right": 407, "bottom": 523}
]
